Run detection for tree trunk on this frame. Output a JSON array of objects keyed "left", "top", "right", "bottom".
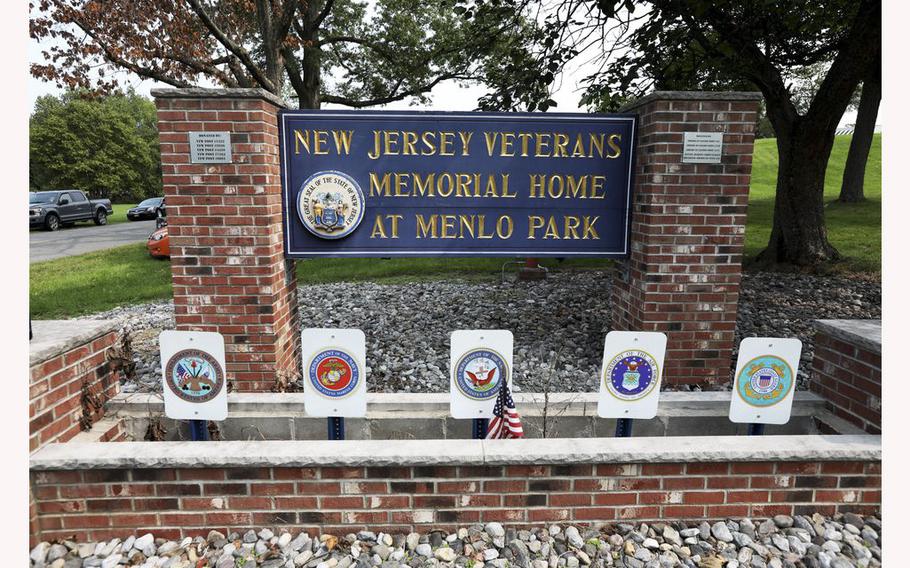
[
  {"left": 838, "top": 60, "right": 881, "bottom": 203},
  {"left": 298, "top": 0, "right": 322, "bottom": 110},
  {"left": 757, "top": 120, "right": 840, "bottom": 266}
]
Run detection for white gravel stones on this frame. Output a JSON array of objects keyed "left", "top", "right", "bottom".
[
  {"left": 30, "top": 513, "right": 880, "bottom": 567},
  {"left": 84, "top": 271, "right": 880, "bottom": 395}
]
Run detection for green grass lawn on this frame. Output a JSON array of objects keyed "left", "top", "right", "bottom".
[
  {"left": 746, "top": 134, "right": 881, "bottom": 272},
  {"left": 30, "top": 243, "right": 172, "bottom": 319},
  {"left": 30, "top": 134, "right": 882, "bottom": 319},
  {"left": 108, "top": 203, "right": 134, "bottom": 224}
]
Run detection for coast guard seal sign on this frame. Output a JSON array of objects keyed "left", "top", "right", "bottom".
[
  {"left": 729, "top": 337, "right": 802, "bottom": 424},
  {"left": 297, "top": 170, "right": 365, "bottom": 239},
  {"left": 158, "top": 330, "right": 228, "bottom": 421}
]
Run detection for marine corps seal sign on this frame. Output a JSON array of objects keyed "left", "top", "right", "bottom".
[{"left": 301, "top": 328, "right": 367, "bottom": 417}]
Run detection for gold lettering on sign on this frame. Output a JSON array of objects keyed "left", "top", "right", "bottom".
[
  {"left": 294, "top": 129, "right": 354, "bottom": 155},
  {"left": 416, "top": 215, "right": 439, "bottom": 239}
]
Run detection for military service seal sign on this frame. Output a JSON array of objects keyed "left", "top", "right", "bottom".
[
  {"left": 597, "top": 331, "right": 667, "bottom": 420},
  {"left": 164, "top": 348, "right": 225, "bottom": 403},
  {"left": 729, "top": 337, "right": 802, "bottom": 424},
  {"left": 296, "top": 170, "right": 365, "bottom": 239},
  {"left": 604, "top": 350, "right": 659, "bottom": 401},
  {"left": 301, "top": 328, "right": 367, "bottom": 417},
  {"left": 158, "top": 330, "right": 228, "bottom": 420},
  {"left": 308, "top": 348, "right": 360, "bottom": 399},
  {"left": 735, "top": 355, "right": 793, "bottom": 407},
  {"left": 454, "top": 348, "right": 508, "bottom": 401}
]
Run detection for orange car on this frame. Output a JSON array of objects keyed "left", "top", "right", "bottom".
[{"left": 147, "top": 226, "right": 170, "bottom": 258}]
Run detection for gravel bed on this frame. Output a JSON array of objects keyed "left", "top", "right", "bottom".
[
  {"left": 30, "top": 514, "right": 882, "bottom": 568},
  {"left": 79, "top": 271, "right": 880, "bottom": 394}
]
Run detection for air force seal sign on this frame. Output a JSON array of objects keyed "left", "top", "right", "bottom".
[
  {"left": 454, "top": 348, "right": 507, "bottom": 400},
  {"left": 297, "top": 170, "right": 365, "bottom": 239},
  {"left": 604, "top": 350, "right": 659, "bottom": 401},
  {"left": 736, "top": 355, "right": 793, "bottom": 407},
  {"left": 308, "top": 348, "right": 360, "bottom": 398},
  {"left": 164, "top": 349, "right": 225, "bottom": 403}
]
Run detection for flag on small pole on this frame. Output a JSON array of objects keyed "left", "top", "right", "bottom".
[{"left": 485, "top": 382, "right": 523, "bottom": 439}]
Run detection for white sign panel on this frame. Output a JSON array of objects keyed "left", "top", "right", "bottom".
[
  {"left": 301, "top": 328, "right": 367, "bottom": 417},
  {"left": 159, "top": 330, "right": 228, "bottom": 421},
  {"left": 682, "top": 132, "right": 724, "bottom": 164},
  {"left": 450, "top": 330, "right": 513, "bottom": 419},
  {"left": 189, "top": 131, "right": 232, "bottom": 163},
  {"left": 729, "top": 337, "right": 802, "bottom": 424},
  {"left": 597, "top": 331, "right": 667, "bottom": 419}
]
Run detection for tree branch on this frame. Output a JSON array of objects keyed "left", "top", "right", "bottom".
[{"left": 321, "top": 72, "right": 469, "bottom": 108}]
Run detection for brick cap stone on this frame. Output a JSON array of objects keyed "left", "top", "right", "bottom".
[
  {"left": 620, "top": 90, "right": 763, "bottom": 112},
  {"left": 29, "top": 319, "right": 117, "bottom": 367},
  {"left": 30, "top": 434, "right": 879, "bottom": 470},
  {"left": 816, "top": 319, "right": 882, "bottom": 355},
  {"left": 151, "top": 87, "right": 287, "bottom": 109}
]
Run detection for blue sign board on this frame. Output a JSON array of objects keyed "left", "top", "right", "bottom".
[{"left": 278, "top": 110, "right": 636, "bottom": 257}]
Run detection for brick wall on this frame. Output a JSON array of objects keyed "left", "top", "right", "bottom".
[
  {"left": 612, "top": 92, "right": 761, "bottom": 387},
  {"left": 30, "top": 460, "right": 880, "bottom": 542},
  {"left": 29, "top": 328, "right": 120, "bottom": 452},
  {"left": 811, "top": 320, "right": 881, "bottom": 434},
  {"left": 153, "top": 88, "right": 299, "bottom": 392}
]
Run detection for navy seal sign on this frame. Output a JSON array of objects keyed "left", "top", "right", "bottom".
[{"left": 454, "top": 348, "right": 508, "bottom": 401}]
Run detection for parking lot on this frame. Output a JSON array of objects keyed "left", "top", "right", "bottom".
[{"left": 29, "top": 219, "right": 156, "bottom": 263}]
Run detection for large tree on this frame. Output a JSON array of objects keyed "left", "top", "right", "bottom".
[
  {"left": 482, "top": 0, "right": 881, "bottom": 267},
  {"left": 30, "top": 90, "right": 162, "bottom": 202},
  {"left": 30, "top": 0, "right": 543, "bottom": 110}
]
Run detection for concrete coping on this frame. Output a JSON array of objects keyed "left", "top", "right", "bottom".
[
  {"left": 29, "top": 319, "right": 118, "bottom": 367},
  {"left": 150, "top": 87, "right": 288, "bottom": 109},
  {"left": 815, "top": 319, "right": 882, "bottom": 355},
  {"left": 620, "top": 90, "right": 763, "bottom": 113},
  {"left": 30, "top": 434, "right": 879, "bottom": 470}
]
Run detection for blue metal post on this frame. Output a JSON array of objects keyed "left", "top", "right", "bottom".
[
  {"left": 189, "top": 420, "right": 209, "bottom": 441},
  {"left": 472, "top": 418, "right": 488, "bottom": 439},
  {"left": 747, "top": 423, "right": 765, "bottom": 436},
  {"left": 615, "top": 418, "right": 633, "bottom": 437},
  {"left": 328, "top": 417, "right": 345, "bottom": 440}
]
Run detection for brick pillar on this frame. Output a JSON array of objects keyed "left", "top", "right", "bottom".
[
  {"left": 612, "top": 91, "right": 762, "bottom": 387},
  {"left": 152, "top": 88, "right": 299, "bottom": 392}
]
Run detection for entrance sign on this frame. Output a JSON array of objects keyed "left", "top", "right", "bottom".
[
  {"left": 729, "top": 337, "right": 802, "bottom": 424},
  {"left": 301, "top": 328, "right": 367, "bottom": 417},
  {"left": 597, "top": 331, "right": 667, "bottom": 419},
  {"left": 279, "top": 110, "right": 637, "bottom": 257},
  {"left": 159, "top": 330, "right": 228, "bottom": 420},
  {"left": 450, "top": 330, "right": 513, "bottom": 418}
]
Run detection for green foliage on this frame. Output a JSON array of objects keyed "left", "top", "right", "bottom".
[
  {"left": 745, "top": 134, "right": 881, "bottom": 272},
  {"left": 29, "top": 90, "right": 162, "bottom": 202}
]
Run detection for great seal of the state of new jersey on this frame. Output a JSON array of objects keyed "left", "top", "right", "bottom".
[{"left": 296, "top": 170, "right": 365, "bottom": 239}]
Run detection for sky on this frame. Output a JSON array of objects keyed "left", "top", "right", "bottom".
[{"left": 27, "top": 25, "right": 868, "bottom": 126}]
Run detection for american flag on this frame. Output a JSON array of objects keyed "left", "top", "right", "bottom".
[{"left": 486, "top": 382, "right": 523, "bottom": 439}]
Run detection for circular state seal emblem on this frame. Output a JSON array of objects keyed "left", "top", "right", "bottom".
[
  {"left": 604, "top": 350, "right": 659, "bottom": 401},
  {"left": 297, "top": 170, "right": 365, "bottom": 239},
  {"left": 736, "top": 355, "right": 793, "bottom": 407},
  {"left": 164, "top": 349, "right": 225, "bottom": 403},
  {"left": 454, "top": 349, "right": 508, "bottom": 401},
  {"left": 308, "top": 349, "right": 360, "bottom": 398}
]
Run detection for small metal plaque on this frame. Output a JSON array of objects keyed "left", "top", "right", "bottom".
[
  {"left": 682, "top": 132, "right": 723, "bottom": 164},
  {"left": 189, "top": 131, "right": 232, "bottom": 163}
]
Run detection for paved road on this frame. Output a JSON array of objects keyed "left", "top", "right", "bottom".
[{"left": 30, "top": 220, "right": 157, "bottom": 263}]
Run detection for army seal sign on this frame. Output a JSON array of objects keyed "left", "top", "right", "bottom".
[
  {"left": 454, "top": 348, "right": 508, "bottom": 401},
  {"left": 164, "top": 348, "right": 225, "bottom": 403},
  {"left": 308, "top": 348, "right": 360, "bottom": 398},
  {"left": 296, "top": 170, "right": 365, "bottom": 239},
  {"left": 736, "top": 355, "right": 793, "bottom": 407},
  {"left": 604, "top": 350, "right": 659, "bottom": 401}
]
